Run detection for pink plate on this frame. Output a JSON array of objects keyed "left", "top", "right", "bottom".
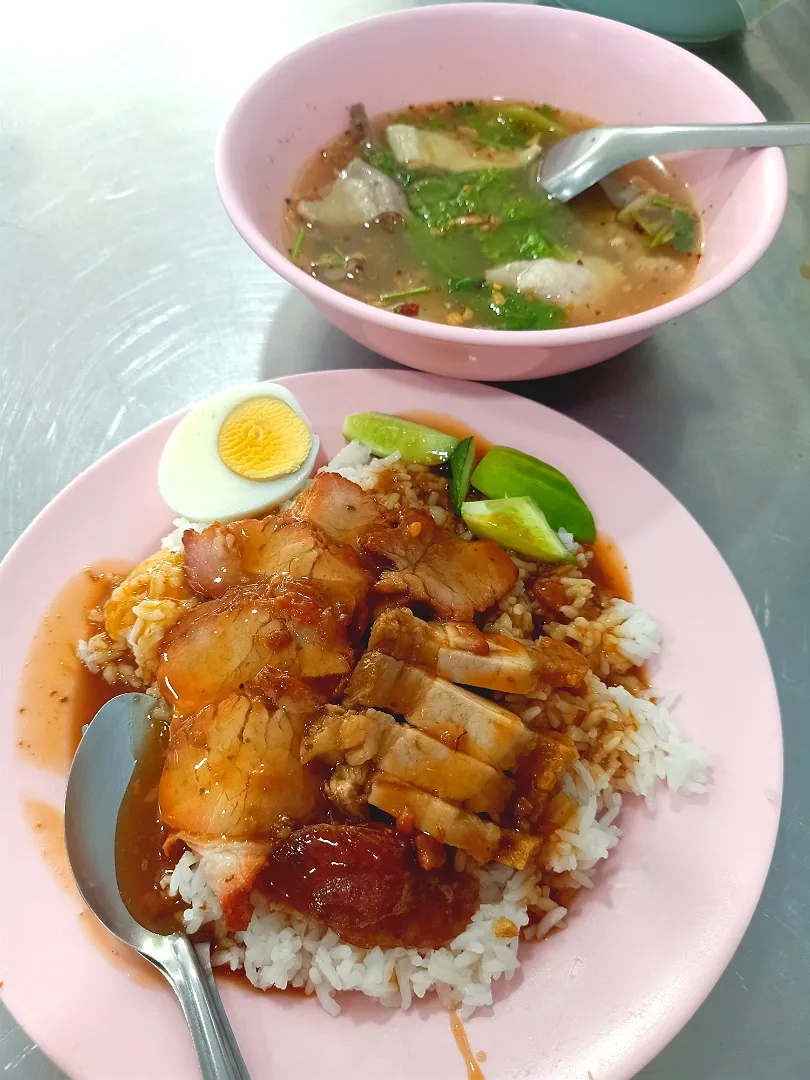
[{"left": 0, "top": 369, "right": 782, "bottom": 1080}]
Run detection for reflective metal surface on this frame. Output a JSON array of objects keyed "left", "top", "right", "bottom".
[
  {"left": 63, "top": 694, "right": 251, "bottom": 1080},
  {"left": 538, "top": 120, "right": 810, "bottom": 201},
  {"left": 1, "top": 1, "right": 808, "bottom": 1076}
]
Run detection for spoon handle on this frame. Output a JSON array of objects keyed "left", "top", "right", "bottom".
[
  {"left": 162, "top": 936, "right": 251, "bottom": 1080},
  {"left": 604, "top": 121, "right": 810, "bottom": 161}
]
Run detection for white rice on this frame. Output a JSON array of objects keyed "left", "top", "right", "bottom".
[
  {"left": 319, "top": 440, "right": 401, "bottom": 490},
  {"left": 166, "top": 854, "right": 544, "bottom": 1018},
  {"left": 161, "top": 517, "right": 207, "bottom": 553},
  {"left": 610, "top": 599, "right": 662, "bottom": 666}
]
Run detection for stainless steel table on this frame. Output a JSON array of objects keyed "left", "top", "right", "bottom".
[{"left": 1, "top": 1, "right": 808, "bottom": 1076}]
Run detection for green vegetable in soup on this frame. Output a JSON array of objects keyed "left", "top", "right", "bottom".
[
  {"left": 379, "top": 285, "right": 432, "bottom": 304},
  {"left": 290, "top": 226, "right": 307, "bottom": 260},
  {"left": 449, "top": 437, "right": 476, "bottom": 516},
  {"left": 477, "top": 291, "right": 565, "bottom": 331},
  {"left": 342, "top": 412, "right": 458, "bottom": 465},
  {"left": 619, "top": 191, "right": 698, "bottom": 255},
  {"left": 405, "top": 216, "right": 489, "bottom": 287},
  {"left": 414, "top": 102, "right": 565, "bottom": 150},
  {"left": 406, "top": 167, "right": 518, "bottom": 231},
  {"left": 384, "top": 162, "right": 574, "bottom": 323},
  {"left": 405, "top": 219, "right": 565, "bottom": 329},
  {"left": 670, "top": 206, "right": 697, "bottom": 254},
  {"left": 461, "top": 497, "right": 575, "bottom": 563},
  {"left": 471, "top": 446, "right": 595, "bottom": 541},
  {"left": 478, "top": 221, "right": 561, "bottom": 265},
  {"left": 358, "top": 117, "right": 577, "bottom": 322},
  {"left": 447, "top": 275, "right": 481, "bottom": 293}
]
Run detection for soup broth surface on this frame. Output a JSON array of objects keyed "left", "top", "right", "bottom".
[{"left": 285, "top": 101, "right": 701, "bottom": 331}]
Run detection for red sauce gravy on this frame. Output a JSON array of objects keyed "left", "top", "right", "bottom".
[
  {"left": 588, "top": 532, "right": 632, "bottom": 602},
  {"left": 21, "top": 798, "right": 161, "bottom": 988},
  {"left": 115, "top": 710, "right": 188, "bottom": 935},
  {"left": 450, "top": 1010, "right": 487, "bottom": 1080},
  {"left": 16, "top": 560, "right": 132, "bottom": 773},
  {"left": 16, "top": 562, "right": 163, "bottom": 987}
]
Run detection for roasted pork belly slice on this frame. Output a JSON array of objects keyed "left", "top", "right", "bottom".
[
  {"left": 183, "top": 517, "right": 371, "bottom": 626},
  {"left": 444, "top": 634, "right": 589, "bottom": 693},
  {"left": 369, "top": 607, "right": 588, "bottom": 692},
  {"left": 359, "top": 509, "right": 518, "bottom": 621},
  {"left": 302, "top": 705, "right": 511, "bottom": 815},
  {"left": 168, "top": 835, "right": 273, "bottom": 931},
  {"left": 158, "top": 579, "right": 354, "bottom": 715},
  {"left": 369, "top": 606, "right": 487, "bottom": 666},
  {"left": 368, "top": 776, "right": 542, "bottom": 870},
  {"left": 292, "top": 472, "right": 388, "bottom": 548},
  {"left": 159, "top": 682, "right": 323, "bottom": 840},
  {"left": 344, "top": 652, "right": 536, "bottom": 770},
  {"left": 182, "top": 525, "right": 244, "bottom": 598}
]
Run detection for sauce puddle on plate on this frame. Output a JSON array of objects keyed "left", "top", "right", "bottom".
[
  {"left": 22, "top": 796, "right": 162, "bottom": 987},
  {"left": 17, "top": 560, "right": 132, "bottom": 774},
  {"left": 589, "top": 532, "right": 632, "bottom": 603},
  {"left": 17, "top": 561, "right": 163, "bottom": 987}
]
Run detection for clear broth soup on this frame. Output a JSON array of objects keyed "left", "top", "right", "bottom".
[{"left": 284, "top": 100, "right": 701, "bottom": 331}]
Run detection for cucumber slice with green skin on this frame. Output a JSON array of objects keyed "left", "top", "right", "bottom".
[
  {"left": 342, "top": 412, "right": 458, "bottom": 465},
  {"left": 461, "top": 497, "right": 575, "bottom": 563},
  {"left": 449, "top": 436, "right": 475, "bottom": 516},
  {"left": 471, "top": 446, "right": 595, "bottom": 542}
]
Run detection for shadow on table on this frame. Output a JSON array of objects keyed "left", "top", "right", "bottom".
[
  {"left": 496, "top": 333, "right": 702, "bottom": 488},
  {"left": 257, "top": 288, "right": 397, "bottom": 380}
]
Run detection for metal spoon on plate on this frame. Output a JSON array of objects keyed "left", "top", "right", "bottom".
[
  {"left": 537, "top": 120, "right": 810, "bottom": 202},
  {"left": 64, "top": 693, "right": 251, "bottom": 1080}
]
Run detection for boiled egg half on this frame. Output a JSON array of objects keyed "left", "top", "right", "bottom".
[{"left": 158, "top": 383, "right": 319, "bottom": 522}]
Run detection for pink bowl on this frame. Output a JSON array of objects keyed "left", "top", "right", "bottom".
[{"left": 215, "top": 3, "right": 787, "bottom": 381}]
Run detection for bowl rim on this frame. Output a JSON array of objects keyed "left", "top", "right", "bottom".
[{"left": 214, "top": 2, "right": 788, "bottom": 348}]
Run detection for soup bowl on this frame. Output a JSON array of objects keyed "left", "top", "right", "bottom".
[{"left": 215, "top": 3, "right": 787, "bottom": 382}]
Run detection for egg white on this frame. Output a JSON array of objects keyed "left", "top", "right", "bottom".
[{"left": 158, "top": 382, "right": 320, "bottom": 523}]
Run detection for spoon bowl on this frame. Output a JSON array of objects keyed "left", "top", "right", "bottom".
[{"left": 64, "top": 693, "right": 251, "bottom": 1080}]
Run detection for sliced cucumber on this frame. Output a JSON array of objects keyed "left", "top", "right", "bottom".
[
  {"left": 461, "top": 497, "right": 575, "bottom": 563},
  {"left": 449, "top": 436, "right": 475, "bottom": 516},
  {"left": 343, "top": 412, "right": 458, "bottom": 465},
  {"left": 471, "top": 446, "right": 595, "bottom": 542}
]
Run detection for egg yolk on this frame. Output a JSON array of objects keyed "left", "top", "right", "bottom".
[{"left": 217, "top": 397, "right": 312, "bottom": 481}]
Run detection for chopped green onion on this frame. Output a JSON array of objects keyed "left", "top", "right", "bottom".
[
  {"left": 650, "top": 225, "right": 675, "bottom": 249},
  {"left": 291, "top": 226, "right": 307, "bottom": 260},
  {"left": 379, "top": 285, "right": 432, "bottom": 303}
]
